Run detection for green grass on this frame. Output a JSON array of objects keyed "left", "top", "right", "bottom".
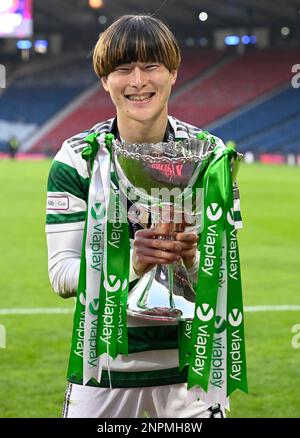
[{"left": 0, "top": 159, "right": 299, "bottom": 417}]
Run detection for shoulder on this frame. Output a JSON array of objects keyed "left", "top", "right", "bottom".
[
  {"left": 63, "top": 119, "right": 113, "bottom": 156},
  {"left": 46, "top": 120, "right": 113, "bottom": 232},
  {"left": 169, "top": 115, "right": 225, "bottom": 147},
  {"left": 53, "top": 119, "right": 114, "bottom": 179},
  {"left": 169, "top": 115, "right": 201, "bottom": 138}
]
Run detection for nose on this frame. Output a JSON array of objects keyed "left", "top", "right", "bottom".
[{"left": 129, "top": 67, "right": 146, "bottom": 88}]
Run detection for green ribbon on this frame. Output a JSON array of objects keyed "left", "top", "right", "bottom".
[
  {"left": 67, "top": 132, "right": 130, "bottom": 384},
  {"left": 225, "top": 169, "right": 248, "bottom": 396},
  {"left": 97, "top": 166, "right": 130, "bottom": 359},
  {"left": 67, "top": 132, "right": 100, "bottom": 383},
  {"left": 186, "top": 144, "right": 248, "bottom": 397},
  {"left": 188, "top": 147, "right": 228, "bottom": 391},
  {"left": 178, "top": 320, "right": 193, "bottom": 371}
]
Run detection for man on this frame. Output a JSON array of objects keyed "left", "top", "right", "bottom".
[
  {"left": 8, "top": 135, "right": 19, "bottom": 159},
  {"left": 46, "top": 15, "right": 236, "bottom": 418}
]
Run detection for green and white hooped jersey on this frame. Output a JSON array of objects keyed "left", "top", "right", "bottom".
[{"left": 46, "top": 116, "right": 243, "bottom": 388}]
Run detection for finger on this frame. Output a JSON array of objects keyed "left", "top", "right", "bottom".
[
  {"left": 150, "top": 238, "right": 183, "bottom": 252},
  {"left": 181, "top": 248, "right": 197, "bottom": 258},
  {"left": 135, "top": 228, "right": 176, "bottom": 239},
  {"left": 176, "top": 242, "right": 197, "bottom": 250},
  {"left": 134, "top": 237, "right": 182, "bottom": 252},
  {"left": 175, "top": 232, "right": 198, "bottom": 243},
  {"left": 138, "top": 247, "right": 181, "bottom": 262}
]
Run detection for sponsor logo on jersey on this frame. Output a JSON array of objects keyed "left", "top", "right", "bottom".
[{"left": 47, "top": 196, "right": 69, "bottom": 210}]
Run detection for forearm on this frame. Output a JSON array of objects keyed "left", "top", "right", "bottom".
[
  {"left": 49, "top": 258, "right": 80, "bottom": 298},
  {"left": 47, "top": 229, "right": 83, "bottom": 298},
  {"left": 47, "top": 230, "right": 139, "bottom": 298}
]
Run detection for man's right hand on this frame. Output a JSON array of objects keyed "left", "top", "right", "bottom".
[{"left": 132, "top": 224, "right": 183, "bottom": 277}]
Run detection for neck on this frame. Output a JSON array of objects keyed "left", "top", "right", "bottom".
[{"left": 116, "top": 113, "right": 169, "bottom": 144}]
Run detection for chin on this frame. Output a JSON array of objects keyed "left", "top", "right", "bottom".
[{"left": 130, "top": 108, "right": 164, "bottom": 122}]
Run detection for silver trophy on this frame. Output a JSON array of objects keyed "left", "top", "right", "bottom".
[{"left": 111, "top": 137, "right": 217, "bottom": 321}]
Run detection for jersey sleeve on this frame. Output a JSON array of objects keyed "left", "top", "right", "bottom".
[{"left": 46, "top": 140, "right": 90, "bottom": 233}]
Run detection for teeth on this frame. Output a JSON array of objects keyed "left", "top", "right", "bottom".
[{"left": 127, "top": 94, "right": 153, "bottom": 101}]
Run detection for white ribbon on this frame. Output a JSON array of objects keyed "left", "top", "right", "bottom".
[{"left": 83, "top": 136, "right": 111, "bottom": 385}]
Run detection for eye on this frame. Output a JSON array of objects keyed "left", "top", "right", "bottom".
[
  {"left": 145, "top": 64, "right": 160, "bottom": 71},
  {"left": 115, "top": 65, "right": 131, "bottom": 73}
]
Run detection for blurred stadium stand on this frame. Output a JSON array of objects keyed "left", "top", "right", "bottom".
[
  {"left": 0, "top": 52, "right": 96, "bottom": 153},
  {"left": 211, "top": 87, "right": 300, "bottom": 152},
  {"left": 0, "top": 0, "right": 300, "bottom": 157},
  {"left": 174, "top": 48, "right": 225, "bottom": 88},
  {"left": 170, "top": 48, "right": 300, "bottom": 125}
]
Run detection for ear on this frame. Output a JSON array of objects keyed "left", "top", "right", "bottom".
[
  {"left": 101, "top": 77, "right": 109, "bottom": 92},
  {"left": 170, "top": 69, "right": 178, "bottom": 86}
]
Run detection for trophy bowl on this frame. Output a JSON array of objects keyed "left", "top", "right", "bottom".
[{"left": 111, "top": 137, "right": 217, "bottom": 321}]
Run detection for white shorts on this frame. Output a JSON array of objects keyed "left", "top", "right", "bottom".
[{"left": 62, "top": 382, "right": 225, "bottom": 418}]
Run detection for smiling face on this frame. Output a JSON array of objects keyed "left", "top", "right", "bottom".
[
  {"left": 93, "top": 15, "right": 181, "bottom": 141},
  {"left": 101, "top": 61, "right": 177, "bottom": 124}
]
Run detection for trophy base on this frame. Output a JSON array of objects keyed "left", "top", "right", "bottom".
[
  {"left": 127, "top": 267, "right": 195, "bottom": 322},
  {"left": 127, "top": 307, "right": 182, "bottom": 322}
]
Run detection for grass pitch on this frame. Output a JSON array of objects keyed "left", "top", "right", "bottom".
[{"left": 0, "top": 159, "right": 299, "bottom": 417}]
